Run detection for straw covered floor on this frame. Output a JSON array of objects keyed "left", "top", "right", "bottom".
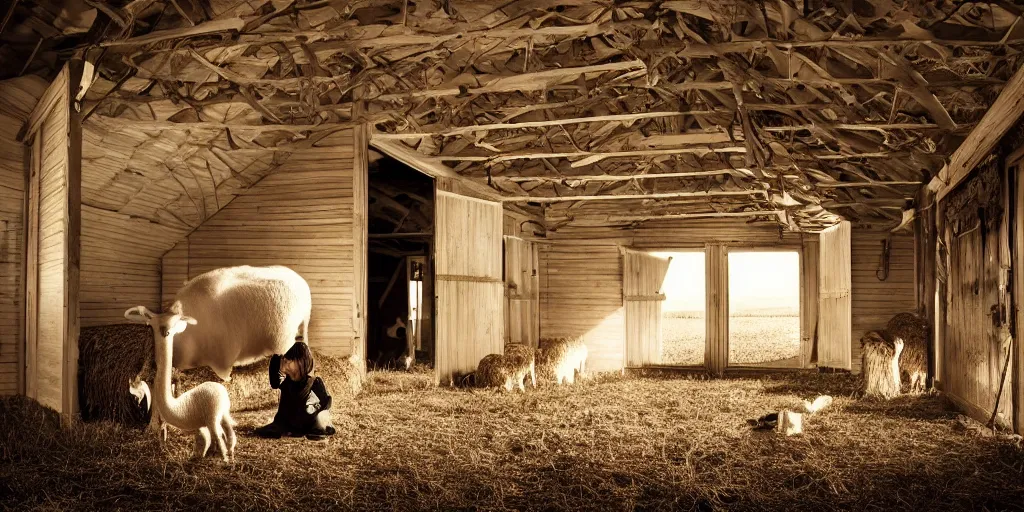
[{"left": 2, "top": 372, "right": 1023, "bottom": 511}]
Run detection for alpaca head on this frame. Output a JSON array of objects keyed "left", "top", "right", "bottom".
[{"left": 123, "top": 301, "right": 197, "bottom": 343}]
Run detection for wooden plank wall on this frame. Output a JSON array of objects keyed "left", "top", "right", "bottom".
[
  {"left": 28, "top": 65, "right": 76, "bottom": 414},
  {"left": 504, "top": 236, "right": 539, "bottom": 347},
  {"left": 434, "top": 191, "right": 504, "bottom": 384},
  {"left": 800, "top": 237, "right": 819, "bottom": 367},
  {"left": 80, "top": 207, "right": 185, "bottom": 326},
  {"left": 0, "top": 76, "right": 47, "bottom": 395},
  {"left": 623, "top": 249, "right": 672, "bottom": 366},
  {"left": 539, "top": 243, "right": 624, "bottom": 372},
  {"left": 850, "top": 228, "right": 917, "bottom": 374},
  {"left": 817, "top": 221, "right": 852, "bottom": 371},
  {"left": 161, "top": 142, "right": 357, "bottom": 357}
]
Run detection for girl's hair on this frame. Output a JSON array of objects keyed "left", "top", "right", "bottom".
[{"left": 283, "top": 342, "right": 315, "bottom": 379}]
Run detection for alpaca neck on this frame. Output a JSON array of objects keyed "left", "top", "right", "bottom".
[{"left": 154, "top": 335, "right": 185, "bottom": 424}]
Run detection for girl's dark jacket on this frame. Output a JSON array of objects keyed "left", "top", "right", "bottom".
[{"left": 269, "top": 354, "right": 333, "bottom": 430}]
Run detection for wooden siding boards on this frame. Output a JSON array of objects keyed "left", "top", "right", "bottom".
[
  {"left": 161, "top": 141, "right": 357, "bottom": 357},
  {"left": 545, "top": 219, "right": 803, "bottom": 248},
  {"left": 850, "top": 228, "right": 917, "bottom": 374},
  {"left": 434, "top": 191, "right": 504, "bottom": 384},
  {"left": 0, "top": 76, "right": 46, "bottom": 395},
  {"left": 539, "top": 244, "right": 624, "bottom": 372},
  {"left": 623, "top": 249, "right": 671, "bottom": 366},
  {"left": 504, "top": 236, "right": 539, "bottom": 347},
  {"left": 21, "top": 63, "right": 82, "bottom": 417},
  {"left": 818, "top": 221, "right": 852, "bottom": 371}
]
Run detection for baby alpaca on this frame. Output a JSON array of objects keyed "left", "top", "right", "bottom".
[{"left": 125, "top": 304, "right": 237, "bottom": 462}]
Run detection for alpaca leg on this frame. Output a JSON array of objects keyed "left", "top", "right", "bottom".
[
  {"left": 567, "top": 369, "right": 576, "bottom": 385},
  {"left": 530, "top": 364, "right": 536, "bottom": 389},
  {"left": 194, "top": 428, "right": 212, "bottom": 459},
  {"left": 222, "top": 418, "right": 237, "bottom": 462},
  {"left": 211, "top": 420, "right": 229, "bottom": 463}
]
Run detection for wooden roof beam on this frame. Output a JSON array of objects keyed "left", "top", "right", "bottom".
[
  {"left": 502, "top": 190, "right": 768, "bottom": 203},
  {"left": 371, "top": 111, "right": 717, "bottom": 138},
  {"left": 374, "top": 60, "right": 647, "bottom": 102},
  {"left": 931, "top": 58, "right": 1024, "bottom": 202},
  {"left": 491, "top": 169, "right": 757, "bottom": 183},
  {"left": 370, "top": 139, "right": 503, "bottom": 202},
  {"left": 437, "top": 147, "right": 748, "bottom": 165}
]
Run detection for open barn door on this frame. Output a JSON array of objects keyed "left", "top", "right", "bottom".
[
  {"left": 623, "top": 249, "right": 672, "bottom": 366},
  {"left": 817, "top": 221, "right": 852, "bottom": 370},
  {"left": 21, "top": 61, "right": 85, "bottom": 417},
  {"left": 504, "top": 236, "right": 539, "bottom": 347},
  {"left": 434, "top": 191, "right": 504, "bottom": 384}
]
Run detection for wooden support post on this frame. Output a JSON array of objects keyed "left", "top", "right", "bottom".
[
  {"left": 353, "top": 88, "right": 369, "bottom": 371},
  {"left": 705, "top": 244, "right": 728, "bottom": 376},
  {"left": 65, "top": 59, "right": 83, "bottom": 420}
]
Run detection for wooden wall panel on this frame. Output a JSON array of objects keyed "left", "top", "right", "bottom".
[
  {"left": 434, "top": 191, "right": 504, "bottom": 384},
  {"left": 22, "top": 63, "right": 81, "bottom": 416},
  {"left": 80, "top": 206, "right": 184, "bottom": 326},
  {"left": 800, "top": 237, "right": 819, "bottom": 367},
  {"left": 0, "top": 76, "right": 46, "bottom": 395},
  {"left": 850, "top": 229, "right": 917, "bottom": 374},
  {"left": 539, "top": 244, "right": 624, "bottom": 372},
  {"left": 623, "top": 249, "right": 672, "bottom": 366},
  {"left": 504, "top": 236, "right": 539, "bottom": 347},
  {"left": 162, "top": 143, "right": 357, "bottom": 357},
  {"left": 818, "top": 221, "right": 852, "bottom": 371}
]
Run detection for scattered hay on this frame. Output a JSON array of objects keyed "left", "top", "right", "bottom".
[
  {"left": 861, "top": 330, "right": 903, "bottom": 399},
  {"left": 887, "top": 312, "right": 929, "bottom": 392},
  {"left": 176, "top": 349, "right": 363, "bottom": 412},
  {"left": 4, "top": 373, "right": 1024, "bottom": 511},
  {"left": 76, "top": 324, "right": 155, "bottom": 426},
  {"left": 537, "top": 337, "right": 588, "bottom": 385}
]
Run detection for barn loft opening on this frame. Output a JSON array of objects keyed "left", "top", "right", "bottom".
[
  {"left": 650, "top": 251, "right": 706, "bottom": 367},
  {"left": 366, "top": 151, "right": 435, "bottom": 370},
  {"left": 727, "top": 251, "right": 801, "bottom": 369}
]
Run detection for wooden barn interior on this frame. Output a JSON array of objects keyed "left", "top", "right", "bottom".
[{"left": 0, "top": 0, "right": 1023, "bottom": 435}]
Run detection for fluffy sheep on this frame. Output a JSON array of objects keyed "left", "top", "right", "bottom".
[
  {"left": 504, "top": 343, "right": 537, "bottom": 390},
  {"left": 886, "top": 312, "right": 929, "bottom": 393},
  {"left": 168, "top": 265, "right": 312, "bottom": 381},
  {"left": 475, "top": 346, "right": 535, "bottom": 392},
  {"left": 126, "top": 304, "right": 237, "bottom": 463},
  {"left": 861, "top": 330, "right": 904, "bottom": 400},
  {"left": 537, "top": 337, "right": 588, "bottom": 385}
]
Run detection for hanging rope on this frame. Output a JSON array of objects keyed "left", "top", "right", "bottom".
[{"left": 875, "top": 237, "right": 891, "bottom": 281}]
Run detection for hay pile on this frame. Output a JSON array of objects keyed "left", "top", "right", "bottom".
[
  {"left": 887, "top": 312, "right": 929, "bottom": 392},
  {"left": 537, "top": 337, "right": 588, "bottom": 385},
  {"left": 861, "top": 330, "right": 903, "bottom": 399},
  {"left": 175, "top": 349, "right": 363, "bottom": 412},
  {"left": 77, "top": 324, "right": 155, "bottom": 426}
]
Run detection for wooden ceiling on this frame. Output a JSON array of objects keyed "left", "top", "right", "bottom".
[{"left": 5, "top": 0, "right": 1024, "bottom": 232}]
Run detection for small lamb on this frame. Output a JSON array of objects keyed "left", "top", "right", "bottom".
[
  {"left": 475, "top": 345, "right": 536, "bottom": 392},
  {"left": 125, "top": 304, "right": 237, "bottom": 463}
]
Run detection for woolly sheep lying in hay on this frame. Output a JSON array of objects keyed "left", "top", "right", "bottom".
[
  {"left": 886, "top": 312, "right": 928, "bottom": 393},
  {"left": 476, "top": 344, "right": 536, "bottom": 392},
  {"left": 537, "top": 337, "right": 588, "bottom": 385},
  {"left": 861, "top": 330, "right": 904, "bottom": 399}
]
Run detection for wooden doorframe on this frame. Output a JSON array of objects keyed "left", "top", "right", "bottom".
[{"left": 1012, "top": 160, "right": 1024, "bottom": 433}]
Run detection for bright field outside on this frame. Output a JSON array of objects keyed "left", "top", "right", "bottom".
[{"left": 654, "top": 252, "right": 800, "bottom": 368}]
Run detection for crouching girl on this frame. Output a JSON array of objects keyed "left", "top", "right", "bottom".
[{"left": 255, "top": 342, "right": 337, "bottom": 440}]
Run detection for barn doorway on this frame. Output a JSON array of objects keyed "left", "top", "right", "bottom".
[
  {"left": 651, "top": 251, "right": 706, "bottom": 366},
  {"left": 366, "top": 152, "right": 435, "bottom": 370},
  {"left": 727, "top": 251, "right": 801, "bottom": 368}
]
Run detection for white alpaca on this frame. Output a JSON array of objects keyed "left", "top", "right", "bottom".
[{"left": 125, "top": 304, "right": 237, "bottom": 463}]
